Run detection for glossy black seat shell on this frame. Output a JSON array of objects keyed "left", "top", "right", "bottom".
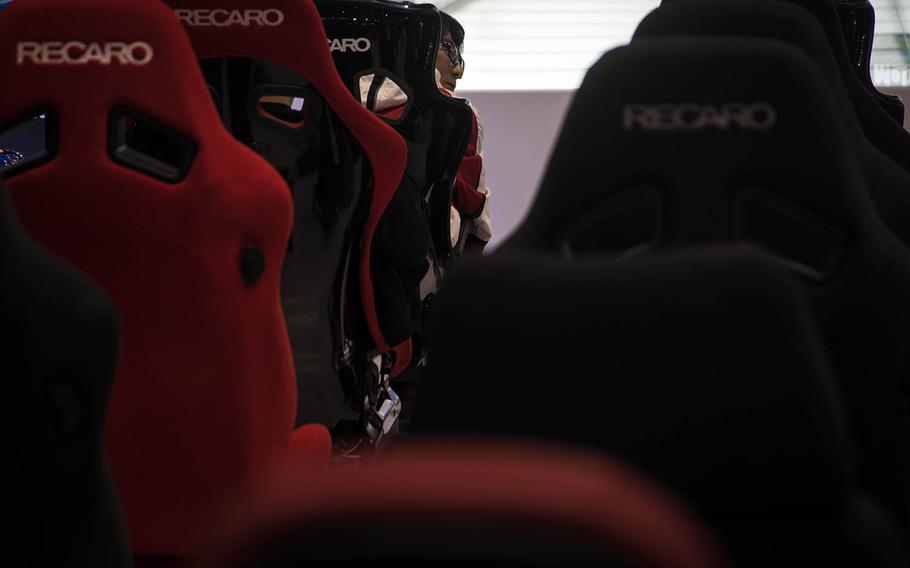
[
  {"left": 202, "top": 57, "right": 374, "bottom": 428},
  {"left": 316, "top": 0, "right": 474, "bottom": 266}
]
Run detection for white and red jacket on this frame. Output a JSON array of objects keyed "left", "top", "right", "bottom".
[{"left": 439, "top": 76, "right": 493, "bottom": 246}]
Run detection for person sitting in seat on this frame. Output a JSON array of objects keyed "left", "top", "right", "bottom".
[
  {"left": 437, "top": 11, "right": 493, "bottom": 253},
  {"left": 366, "top": 10, "right": 493, "bottom": 254}
]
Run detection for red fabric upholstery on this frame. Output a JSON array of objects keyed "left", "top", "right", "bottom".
[
  {"left": 204, "top": 441, "right": 726, "bottom": 568},
  {"left": 288, "top": 424, "right": 333, "bottom": 469},
  {"left": 164, "top": 0, "right": 410, "bottom": 372},
  {"left": 0, "top": 0, "right": 325, "bottom": 556}
]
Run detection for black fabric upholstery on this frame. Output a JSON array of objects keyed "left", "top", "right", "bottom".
[
  {"left": 0, "top": 181, "right": 131, "bottom": 567},
  {"left": 635, "top": 0, "right": 910, "bottom": 266},
  {"left": 502, "top": 38, "right": 910, "bottom": 535},
  {"left": 415, "top": 249, "right": 850, "bottom": 511},
  {"left": 411, "top": 248, "right": 885, "bottom": 565},
  {"left": 661, "top": 0, "right": 910, "bottom": 179}
]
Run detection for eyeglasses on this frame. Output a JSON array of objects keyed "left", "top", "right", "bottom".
[{"left": 439, "top": 39, "right": 464, "bottom": 69}]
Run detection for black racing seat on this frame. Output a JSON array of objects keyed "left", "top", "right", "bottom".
[
  {"left": 661, "top": 0, "right": 910, "bottom": 179},
  {"left": 317, "top": 1, "right": 475, "bottom": 383},
  {"left": 835, "top": 0, "right": 904, "bottom": 124},
  {"left": 0, "top": 181, "right": 131, "bottom": 567},
  {"left": 317, "top": 0, "right": 474, "bottom": 271},
  {"left": 315, "top": 0, "right": 475, "bottom": 425},
  {"left": 168, "top": 0, "right": 418, "bottom": 439},
  {"left": 502, "top": 37, "right": 910, "bottom": 535},
  {"left": 633, "top": 1, "right": 910, "bottom": 252},
  {"left": 411, "top": 249, "right": 907, "bottom": 567},
  {"left": 200, "top": 57, "right": 384, "bottom": 430}
]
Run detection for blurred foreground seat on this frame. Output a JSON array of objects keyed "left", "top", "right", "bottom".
[{"left": 203, "top": 441, "right": 724, "bottom": 568}]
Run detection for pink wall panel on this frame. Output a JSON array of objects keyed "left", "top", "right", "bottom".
[{"left": 458, "top": 90, "right": 575, "bottom": 250}]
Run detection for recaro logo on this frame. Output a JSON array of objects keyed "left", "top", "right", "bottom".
[
  {"left": 174, "top": 8, "right": 285, "bottom": 27},
  {"left": 16, "top": 41, "right": 154, "bottom": 66},
  {"left": 623, "top": 103, "right": 777, "bottom": 131},
  {"left": 328, "top": 37, "right": 372, "bottom": 53}
]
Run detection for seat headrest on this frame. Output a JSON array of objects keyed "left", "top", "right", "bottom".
[
  {"left": 639, "top": 1, "right": 903, "bottom": 153},
  {"left": 204, "top": 441, "right": 724, "bottom": 568},
  {"left": 166, "top": 0, "right": 349, "bottom": 112},
  {"left": 656, "top": 0, "right": 910, "bottom": 161},
  {"left": 412, "top": 248, "right": 851, "bottom": 514},
  {"left": 164, "top": 0, "right": 407, "bottom": 356},
  {"left": 0, "top": 0, "right": 221, "bottom": 150},
  {"left": 658, "top": 0, "right": 849, "bottom": 71},
  {"left": 632, "top": 3, "right": 910, "bottom": 264},
  {"left": 504, "top": 38, "right": 876, "bottom": 276},
  {"left": 317, "top": 0, "right": 442, "bottom": 104},
  {"left": 163, "top": 0, "right": 406, "bottom": 193},
  {"left": 640, "top": 1, "right": 837, "bottom": 64}
]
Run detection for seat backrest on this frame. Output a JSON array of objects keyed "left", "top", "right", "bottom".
[
  {"left": 316, "top": 0, "right": 474, "bottom": 266},
  {"left": 409, "top": 248, "right": 900, "bottom": 565},
  {"left": 505, "top": 35, "right": 910, "bottom": 530},
  {"left": 0, "top": 0, "right": 298, "bottom": 556},
  {"left": 414, "top": 249, "right": 851, "bottom": 515},
  {"left": 0, "top": 180, "right": 131, "bottom": 567},
  {"left": 166, "top": 0, "right": 416, "bottom": 430},
  {"left": 662, "top": 0, "right": 910, "bottom": 176},
  {"left": 633, "top": 0, "right": 910, "bottom": 252},
  {"left": 204, "top": 441, "right": 725, "bottom": 568},
  {"left": 503, "top": 36, "right": 910, "bottom": 533}
]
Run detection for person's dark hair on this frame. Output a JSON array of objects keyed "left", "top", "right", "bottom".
[{"left": 440, "top": 11, "right": 465, "bottom": 49}]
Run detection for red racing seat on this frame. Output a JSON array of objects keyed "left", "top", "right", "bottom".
[
  {"left": 0, "top": 0, "right": 329, "bottom": 557},
  {"left": 204, "top": 441, "right": 726, "bottom": 568}
]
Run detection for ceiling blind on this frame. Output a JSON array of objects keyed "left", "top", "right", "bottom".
[
  {"left": 446, "top": 0, "right": 660, "bottom": 91},
  {"left": 443, "top": 0, "right": 910, "bottom": 90}
]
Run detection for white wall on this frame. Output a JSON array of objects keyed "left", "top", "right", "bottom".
[{"left": 458, "top": 90, "right": 575, "bottom": 249}]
